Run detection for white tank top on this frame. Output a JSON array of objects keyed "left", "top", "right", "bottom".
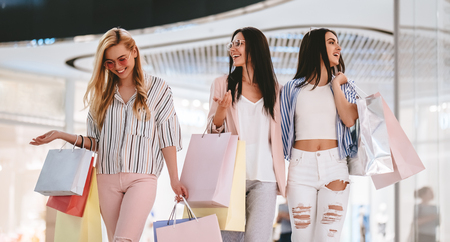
[
  {"left": 295, "top": 83, "right": 337, "bottom": 140},
  {"left": 237, "top": 96, "right": 276, "bottom": 182}
]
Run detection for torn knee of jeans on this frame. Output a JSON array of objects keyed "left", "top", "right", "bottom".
[
  {"left": 324, "top": 179, "right": 350, "bottom": 192},
  {"left": 321, "top": 203, "right": 344, "bottom": 225},
  {"left": 292, "top": 203, "right": 311, "bottom": 229},
  {"left": 114, "top": 236, "right": 132, "bottom": 242},
  {"left": 327, "top": 229, "right": 338, "bottom": 237}
]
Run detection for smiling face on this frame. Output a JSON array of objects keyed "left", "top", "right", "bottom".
[
  {"left": 229, "top": 32, "right": 249, "bottom": 67},
  {"left": 325, "top": 31, "right": 341, "bottom": 67},
  {"left": 104, "top": 43, "right": 137, "bottom": 81}
]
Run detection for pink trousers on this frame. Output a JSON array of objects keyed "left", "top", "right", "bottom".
[{"left": 97, "top": 173, "right": 157, "bottom": 242}]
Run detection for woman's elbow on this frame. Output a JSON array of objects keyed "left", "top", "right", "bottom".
[{"left": 342, "top": 118, "right": 356, "bottom": 128}]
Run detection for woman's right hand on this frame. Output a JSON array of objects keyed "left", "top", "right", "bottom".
[{"left": 30, "top": 130, "right": 60, "bottom": 146}]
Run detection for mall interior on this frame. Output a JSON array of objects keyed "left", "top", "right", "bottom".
[{"left": 0, "top": 0, "right": 449, "bottom": 241}]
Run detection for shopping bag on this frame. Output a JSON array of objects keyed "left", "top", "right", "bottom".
[
  {"left": 46, "top": 156, "right": 94, "bottom": 217},
  {"left": 154, "top": 197, "right": 222, "bottom": 242},
  {"left": 35, "top": 138, "right": 94, "bottom": 196},
  {"left": 371, "top": 94, "right": 425, "bottom": 189},
  {"left": 180, "top": 132, "right": 238, "bottom": 208},
  {"left": 348, "top": 92, "right": 393, "bottom": 176},
  {"left": 183, "top": 140, "right": 246, "bottom": 231},
  {"left": 54, "top": 168, "right": 102, "bottom": 242}
]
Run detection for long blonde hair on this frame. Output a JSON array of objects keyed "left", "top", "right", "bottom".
[{"left": 84, "top": 27, "right": 150, "bottom": 131}]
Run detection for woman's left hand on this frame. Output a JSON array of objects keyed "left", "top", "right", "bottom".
[
  {"left": 333, "top": 72, "right": 348, "bottom": 86},
  {"left": 171, "top": 179, "right": 189, "bottom": 202}
]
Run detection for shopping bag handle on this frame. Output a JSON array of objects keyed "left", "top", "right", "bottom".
[
  {"left": 203, "top": 121, "right": 227, "bottom": 138},
  {"left": 167, "top": 197, "right": 199, "bottom": 228},
  {"left": 58, "top": 135, "right": 80, "bottom": 153},
  {"left": 352, "top": 83, "right": 369, "bottom": 99},
  {"left": 181, "top": 196, "right": 198, "bottom": 221}
]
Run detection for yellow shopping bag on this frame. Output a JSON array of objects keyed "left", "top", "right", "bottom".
[
  {"left": 184, "top": 140, "right": 246, "bottom": 231},
  {"left": 54, "top": 168, "right": 102, "bottom": 242}
]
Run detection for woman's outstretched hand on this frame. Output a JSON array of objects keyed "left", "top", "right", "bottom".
[
  {"left": 30, "top": 130, "right": 59, "bottom": 146},
  {"left": 213, "top": 90, "right": 232, "bottom": 111},
  {"left": 171, "top": 179, "right": 189, "bottom": 202}
]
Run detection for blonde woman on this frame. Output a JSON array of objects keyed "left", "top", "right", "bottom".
[{"left": 30, "top": 27, "right": 188, "bottom": 241}]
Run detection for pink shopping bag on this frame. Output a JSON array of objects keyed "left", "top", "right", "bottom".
[
  {"left": 155, "top": 197, "right": 222, "bottom": 242},
  {"left": 180, "top": 132, "right": 238, "bottom": 208},
  {"left": 371, "top": 93, "right": 425, "bottom": 189}
]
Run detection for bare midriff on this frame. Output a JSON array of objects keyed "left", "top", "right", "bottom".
[{"left": 293, "top": 139, "right": 338, "bottom": 152}]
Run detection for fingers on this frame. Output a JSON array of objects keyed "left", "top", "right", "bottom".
[
  {"left": 214, "top": 90, "right": 232, "bottom": 108},
  {"left": 30, "top": 131, "right": 57, "bottom": 145},
  {"left": 181, "top": 186, "right": 189, "bottom": 199}
]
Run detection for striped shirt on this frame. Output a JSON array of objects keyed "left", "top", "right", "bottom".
[
  {"left": 280, "top": 77, "right": 358, "bottom": 160},
  {"left": 87, "top": 74, "right": 182, "bottom": 176}
]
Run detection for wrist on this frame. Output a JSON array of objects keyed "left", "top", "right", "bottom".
[
  {"left": 332, "top": 82, "right": 341, "bottom": 89},
  {"left": 170, "top": 176, "right": 180, "bottom": 183},
  {"left": 217, "top": 106, "right": 228, "bottom": 114}
]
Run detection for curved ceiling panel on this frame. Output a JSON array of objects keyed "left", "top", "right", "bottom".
[{"left": 72, "top": 28, "right": 395, "bottom": 89}]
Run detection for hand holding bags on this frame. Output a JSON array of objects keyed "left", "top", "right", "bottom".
[
  {"left": 180, "top": 132, "right": 238, "bottom": 208},
  {"left": 349, "top": 91, "right": 394, "bottom": 176},
  {"left": 370, "top": 93, "right": 426, "bottom": 189},
  {"left": 35, "top": 136, "right": 94, "bottom": 196},
  {"left": 154, "top": 197, "right": 223, "bottom": 242}
]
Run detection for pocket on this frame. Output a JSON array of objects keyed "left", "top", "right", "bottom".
[
  {"left": 331, "top": 152, "right": 347, "bottom": 164},
  {"left": 289, "top": 157, "right": 302, "bottom": 167},
  {"left": 130, "top": 111, "right": 155, "bottom": 138}
]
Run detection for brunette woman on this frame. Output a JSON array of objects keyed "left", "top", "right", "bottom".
[
  {"left": 208, "top": 27, "right": 286, "bottom": 242},
  {"left": 281, "top": 28, "right": 358, "bottom": 241}
]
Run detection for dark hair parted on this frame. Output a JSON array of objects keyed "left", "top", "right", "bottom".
[
  {"left": 294, "top": 28, "right": 345, "bottom": 89},
  {"left": 227, "top": 27, "right": 278, "bottom": 119}
]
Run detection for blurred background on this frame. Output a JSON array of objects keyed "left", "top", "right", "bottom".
[{"left": 0, "top": 0, "right": 448, "bottom": 241}]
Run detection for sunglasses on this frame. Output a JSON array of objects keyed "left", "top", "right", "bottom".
[
  {"left": 226, "top": 39, "right": 245, "bottom": 50},
  {"left": 103, "top": 51, "right": 132, "bottom": 70}
]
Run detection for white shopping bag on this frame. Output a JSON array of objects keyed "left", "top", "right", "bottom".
[
  {"left": 35, "top": 138, "right": 94, "bottom": 196},
  {"left": 348, "top": 86, "right": 393, "bottom": 176}
]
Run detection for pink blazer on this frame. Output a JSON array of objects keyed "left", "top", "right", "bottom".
[{"left": 207, "top": 75, "right": 286, "bottom": 197}]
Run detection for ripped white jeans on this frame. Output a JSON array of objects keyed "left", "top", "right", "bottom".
[{"left": 286, "top": 148, "right": 350, "bottom": 242}]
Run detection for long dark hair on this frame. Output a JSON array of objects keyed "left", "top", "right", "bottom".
[
  {"left": 226, "top": 27, "right": 278, "bottom": 119},
  {"left": 294, "top": 28, "right": 345, "bottom": 89}
]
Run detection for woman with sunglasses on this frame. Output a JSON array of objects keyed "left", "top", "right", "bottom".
[
  {"left": 281, "top": 28, "right": 358, "bottom": 241},
  {"left": 30, "top": 27, "right": 188, "bottom": 241},
  {"left": 208, "top": 27, "right": 286, "bottom": 242}
]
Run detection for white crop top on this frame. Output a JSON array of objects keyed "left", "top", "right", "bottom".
[
  {"left": 295, "top": 83, "right": 337, "bottom": 140},
  {"left": 237, "top": 96, "right": 276, "bottom": 182}
]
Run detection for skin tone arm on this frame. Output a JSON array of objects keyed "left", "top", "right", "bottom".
[
  {"left": 277, "top": 211, "right": 291, "bottom": 223},
  {"left": 29, "top": 130, "right": 96, "bottom": 150},
  {"left": 161, "top": 146, "right": 189, "bottom": 200},
  {"left": 332, "top": 72, "right": 358, "bottom": 127},
  {"left": 213, "top": 90, "right": 232, "bottom": 128}
]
